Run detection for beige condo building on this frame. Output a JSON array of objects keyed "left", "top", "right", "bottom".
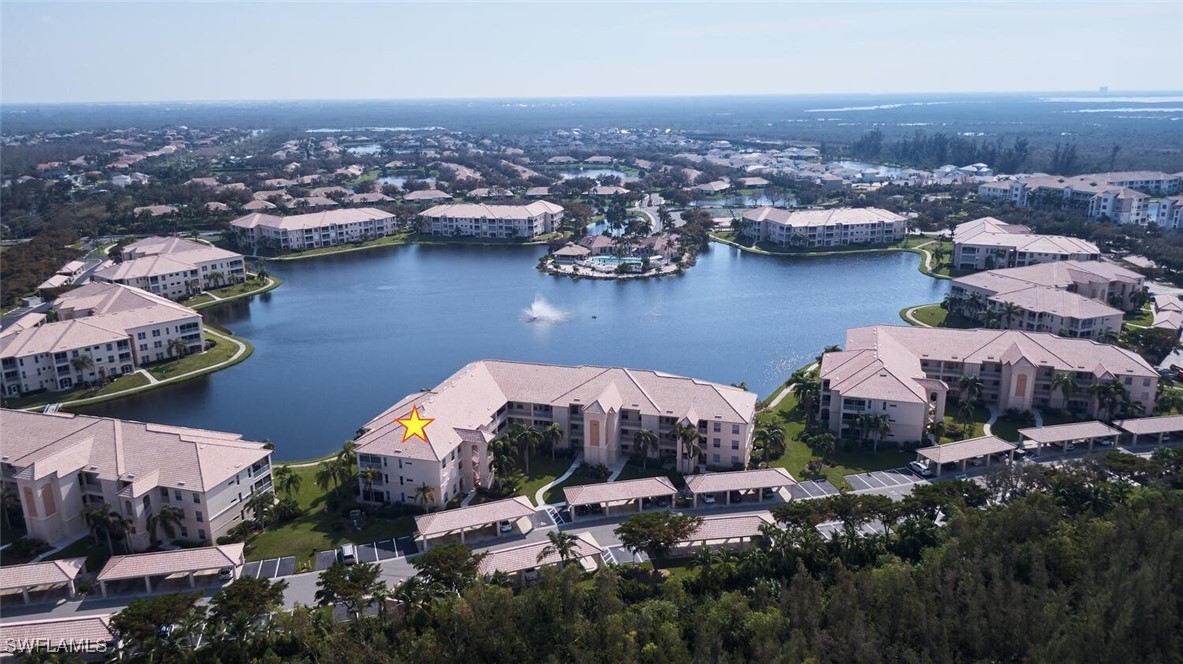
[{"left": 418, "top": 202, "right": 564, "bottom": 239}]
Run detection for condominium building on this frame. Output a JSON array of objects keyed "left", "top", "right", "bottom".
[
  {"left": 1153, "top": 196, "right": 1183, "bottom": 230},
  {"left": 976, "top": 172, "right": 1168, "bottom": 225},
  {"left": 740, "top": 207, "right": 907, "bottom": 248},
  {"left": 1, "top": 283, "right": 204, "bottom": 396},
  {"left": 818, "top": 325, "right": 1157, "bottom": 445},
  {"left": 418, "top": 202, "right": 564, "bottom": 239},
  {"left": 949, "top": 260, "right": 1144, "bottom": 339},
  {"left": 952, "top": 217, "right": 1101, "bottom": 271},
  {"left": 353, "top": 360, "right": 756, "bottom": 508},
  {"left": 0, "top": 409, "right": 272, "bottom": 550},
  {"left": 92, "top": 237, "right": 246, "bottom": 300},
  {"left": 229, "top": 207, "right": 397, "bottom": 253}
]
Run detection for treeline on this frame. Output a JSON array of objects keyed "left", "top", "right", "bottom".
[
  {"left": 97, "top": 450, "right": 1183, "bottom": 663},
  {"left": 0, "top": 229, "right": 80, "bottom": 308}
]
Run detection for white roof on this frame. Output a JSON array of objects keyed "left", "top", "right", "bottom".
[
  {"left": 0, "top": 558, "right": 85, "bottom": 590},
  {"left": 742, "top": 206, "right": 905, "bottom": 227},
  {"left": 1018, "top": 421, "right": 1120, "bottom": 444},
  {"left": 564, "top": 476, "right": 676, "bottom": 506},
  {"left": 96, "top": 543, "right": 245, "bottom": 581},
  {"left": 414, "top": 496, "right": 536, "bottom": 538},
  {"left": 681, "top": 513, "right": 774, "bottom": 543},
  {"left": 1115, "top": 414, "right": 1183, "bottom": 435},
  {"left": 685, "top": 468, "right": 796, "bottom": 494},
  {"left": 916, "top": 436, "right": 1016, "bottom": 464},
  {"left": 0, "top": 616, "right": 115, "bottom": 653},
  {"left": 477, "top": 532, "right": 603, "bottom": 575},
  {"left": 420, "top": 201, "right": 563, "bottom": 220},
  {"left": 230, "top": 207, "right": 392, "bottom": 231}
]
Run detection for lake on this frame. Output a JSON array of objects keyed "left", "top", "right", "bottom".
[
  {"left": 557, "top": 168, "right": 635, "bottom": 181},
  {"left": 375, "top": 175, "right": 436, "bottom": 187},
  {"left": 77, "top": 244, "right": 948, "bottom": 460}
]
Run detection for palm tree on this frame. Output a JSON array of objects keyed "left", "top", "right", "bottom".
[
  {"left": 84, "top": 503, "right": 113, "bottom": 549},
  {"left": 1000, "top": 301, "right": 1024, "bottom": 329},
  {"left": 184, "top": 278, "right": 201, "bottom": 296},
  {"left": 414, "top": 482, "right": 435, "bottom": 510},
  {"left": 71, "top": 354, "right": 94, "bottom": 380},
  {"left": 633, "top": 429, "right": 659, "bottom": 469},
  {"left": 1052, "top": 371, "right": 1079, "bottom": 409},
  {"left": 315, "top": 459, "right": 338, "bottom": 491},
  {"left": 672, "top": 422, "right": 702, "bottom": 473},
  {"left": 275, "top": 465, "right": 302, "bottom": 497},
  {"left": 867, "top": 413, "right": 892, "bottom": 451},
  {"left": 791, "top": 374, "right": 821, "bottom": 421},
  {"left": 1098, "top": 328, "right": 1120, "bottom": 345},
  {"left": 167, "top": 337, "right": 188, "bottom": 359},
  {"left": 209, "top": 271, "right": 226, "bottom": 288},
  {"left": 107, "top": 511, "right": 134, "bottom": 553},
  {"left": 0, "top": 485, "right": 15, "bottom": 530},
  {"left": 246, "top": 490, "right": 275, "bottom": 525},
  {"left": 360, "top": 467, "right": 381, "bottom": 499},
  {"left": 537, "top": 530, "right": 582, "bottom": 569},
  {"left": 508, "top": 425, "right": 542, "bottom": 476},
  {"left": 754, "top": 424, "right": 786, "bottom": 463},
  {"left": 394, "top": 577, "right": 440, "bottom": 623},
  {"left": 336, "top": 440, "right": 357, "bottom": 469},
  {"left": 147, "top": 504, "right": 184, "bottom": 547},
  {"left": 541, "top": 423, "right": 564, "bottom": 461},
  {"left": 959, "top": 374, "right": 984, "bottom": 405},
  {"left": 689, "top": 545, "right": 727, "bottom": 589},
  {"left": 967, "top": 291, "right": 985, "bottom": 314}
]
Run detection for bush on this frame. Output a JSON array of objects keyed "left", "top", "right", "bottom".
[
  {"left": 274, "top": 498, "right": 301, "bottom": 522},
  {"left": 8, "top": 537, "right": 50, "bottom": 558},
  {"left": 75, "top": 579, "right": 95, "bottom": 596}
]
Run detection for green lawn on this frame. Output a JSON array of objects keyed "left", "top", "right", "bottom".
[
  {"left": 903, "top": 304, "right": 978, "bottom": 329},
  {"left": 270, "top": 232, "right": 413, "bottom": 259},
  {"left": 515, "top": 456, "right": 579, "bottom": 506},
  {"left": 45, "top": 536, "right": 113, "bottom": 573},
  {"left": 616, "top": 463, "right": 683, "bottom": 488},
  {"left": 1124, "top": 305, "right": 1154, "bottom": 328},
  {"left": 246, "top": 463, "right": 415, "bottom": 568},
  {"left": 543, "top": 465, "right": 607, "bottom": 505},
  {"left": 146, "top": 333, "right": 243, "bottom": 381},
  {"left": 0, "top": 372, "right": 151, "bottom": 410},
  {"left": 940, "top": 405, "right": 992, "bottom": 443},
  {"left": 179, "top": 276, "right": 281, "bottom": 310}
]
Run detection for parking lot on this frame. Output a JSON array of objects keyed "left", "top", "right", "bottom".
[
  {"left": 240, "top": 556, "right": 297, "bottom": 580},
  {"left": 789, "top": 478, "right": 841, "bottom": 500},
  {"left": 844, "top": 467, "right": 927, "bottom": 491},
  {"left": 313, "top": 538, "right": 408, "bottom": 571}
]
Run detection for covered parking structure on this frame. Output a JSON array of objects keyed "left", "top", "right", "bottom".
[
  {"left": 564, "top": 477, "right": 677, "bottom": 520},
  {"left": 477, "top": 532, "right": 604, "bottom": 584},
  {"left": 96, "top": 543, "right": 244, "bottom": 597},
  {"left": 414, "top": 496, "right": 536, "bottom": 550},
  {"left": 916, "top": 435, "right": 1017, "bottom": 476},
  {"left": 1114, "top": 414, "right": 1183, "bottom": 446},
  {"left": 673, "top": 513, "right": 775, "bottom": 554},
  {"left": 685, "top": 468, "right": 797, "bottom": 507},
  {"left": 1018, "top": 421, "right": 1121, "bottom": 454},
  {"left": 0, "top": 558, "right": 85, "bottom": 605},
  {"left": 0, "top": 615, "right": 116, "bottom": 659}
]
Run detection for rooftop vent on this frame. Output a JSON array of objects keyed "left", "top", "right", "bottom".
[{"left": 177, "top": 481, "right": 186, "bottom": 486}]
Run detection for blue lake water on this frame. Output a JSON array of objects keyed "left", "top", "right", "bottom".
[{"left": 77, "top": 244, "right": 948, "bottom": 460}]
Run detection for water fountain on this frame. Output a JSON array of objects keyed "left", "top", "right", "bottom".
[{"left": 521, "top": 295, "right": 570, "bottom": 323}]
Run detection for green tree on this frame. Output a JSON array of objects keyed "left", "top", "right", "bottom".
[
  {"left": 71, "top": 354, "right": 94, "bottom": 380},
  {"left": 633, "top": 428, "right": 659, "bottom": 469},
  {"left": 146, "top": 504, "right": 184, "bottom": 547},
  {"left": 167, "top": 337, "right": 188, "bottom": 359},
  {"left": 613, "top": 511, "right": 703, "bottom": 562},
  {"left": 111, "top": 592, "right": 202, "bottom": 653},
  {"left": 671, "top": 421, "right": 703, "bottom": 473},
  {"left": 414, "top": 482, "right": 435, "bottom": 509},
  {"left": 542, "top": 422, "right": 564, "bottom": 461},
  {"left": 275, "top": 464, "right": 303, "bottom": 498},
  {"left": 315, "top": 562, "right": 386, "bottom": 620},
  {"left": 1052, "top": 371, "right": 1079, "bottom": 409},
  {"left": 210, "top": 576, "right": 289, "bottom": 624},
  {"left": 537, "top": 530, "right": 582, "bottom": 569},
  {"left": 410, "top": 542, "right": 486, "bottom": 592}
]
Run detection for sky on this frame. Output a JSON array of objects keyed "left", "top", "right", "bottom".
[{"left": 2, "top": 1, "right": 1182, "bottom": 104}]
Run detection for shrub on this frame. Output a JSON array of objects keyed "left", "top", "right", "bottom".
[
  {"left": 8, "top": 537, "right": 51, "bottom": 558},
  {"left": 274, "top": 498, "right": 301, "bottom": 522}
]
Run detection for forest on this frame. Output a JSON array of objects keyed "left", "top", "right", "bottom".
[{"left": 89, "top": 449, "right": 1183, "bottom": 664}]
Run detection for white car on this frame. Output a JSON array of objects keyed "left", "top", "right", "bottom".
[
  {"left": 907, "top": 460, "right": 934, "bottom": 477},
  {"left": 499, "top": 521, "right": 514, "bottom": 533},
  {"left": 701, "top": 493, "right": 717, "bottom": 504}
]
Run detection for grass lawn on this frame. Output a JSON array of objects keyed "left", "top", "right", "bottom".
[
  {"left": 147, "top": 334, "right": 243, "bottom": 381},
  {"left": 515, "top": 456, "right": 579, "bottom": 506},
  {"left": 1124, "top": 305, "right": 1154, "bottom": 328},
  {"left": 0, "top": 372, "right": 151, "bottom": 410},
  {"left": 989, "top": 413, "right": 1035, "bottom": 442},
  {"left": 616, "top": 462, "right": 683, "bottom": 488},
  {"left": 245, "top": 464, "right": 415, "bottom": 568},
  {"left": 939, "top": 405, "right": 992, "bottom": 443},
  {"left": 348, "top": 169, "right": 380, "bottom": 185},
  {"left": 271, "top": 232, "right": 413, "bottom": 259},
  {"left": 903, "top": 304, "right": 978, "bottom": 329},
  {"left": 45, "top": 536, "right": 113, "bottom": 573}
]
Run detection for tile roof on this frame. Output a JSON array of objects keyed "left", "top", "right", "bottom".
[
  {"left": 0, "top": 615, "right": 115, "bottom": 653},
  {"left": 477, "top": 532, "right": 603, "bottom": 575},
  {"left": 741, "top": 206, "right": 905, "bottom": 227},
  {"left": 403, "top": 189, "right": 453, "bottom": 201},
  {"left": 229, "top": 207, "right": 392, "bottom": 231},
  {"left": 681, "top": 513, "right": 774, "bottom": 543},
  {"left": 953, "top": 217, "right": 1099, "bottom": 254},
  {"left": 916, "top": 436, "right": 1016, "bottom": 464},
  {"left": 564, "top": 476, "right": 677, "bottom": 506},
  {"left": 0, "top": 558, "right": 86, "bottom": 591},
  {"left": 1114, "top": 414, "right": 1183, "bottom": 435},
  {"left": 685, "top": 468, "right": 796, "bottom": 494},
  {"left": 414, "top": 496, "right": 536, "bottom": 538},
  {"left": 97, "top": 543, "right": 245, "bottom": 581},
  {"left": 0, "top": 409, "right": 270, "bottom": 492},
  {"left": 1017, "top": 421, "right": 1121, "bottom": 444},
  {"left": 986, "top": 285, "right": 1122, "bottom": 320},
  {"left": 420, "top": 201, "right": 563, "bottom": 220}
]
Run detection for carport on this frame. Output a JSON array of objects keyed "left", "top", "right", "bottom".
[
  {"left": 674, "top": 513, "right": 775, "bottom": 553},
  {"left": 915, "top": 435, "right": 1017, "bottom": 476},
  {"left": 0, "top": 558, "right": 85, "bottom": 605},
  {"left": 477, "top": 532, "right": 604, "bottom": 584},
  {"left": 1018, "top": 421, "right": 1120, "bottom": 454},
  {"left": 0, "top": 615, "right": 116, "bottom": 657},
  {"left": 1114, "top": 414, "right": 1183, "bottom": 446},
  {"left": 564, "top": 476, "right": 677, "bottom": 520},
  {"left": 96, "top": 543, "right": 245, "bottom": 597},
  {"left": 414, "top": 496, "right": 536, "bottom": 550},
  {"left": 685, "top": 468, "right": 797, "bottom": 507}
]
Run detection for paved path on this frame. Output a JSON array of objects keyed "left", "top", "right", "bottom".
[
  {"left": 982, "top": 405, "right": 1000, "bottom": 436},
  {"left": 762, "top": 362, "right": 818, "bottom": 412},
  {"left": 534, "top": 454, "right": 583, "bottom": 507},
  {"left": 135, "top": 369, "right": 159, "bottom": 385},
  {"left": 605, "top": 456, "right": 630, "bottom": 482},
  {"left": 902, "top": 304, "right": 936, "bottom": 327}
]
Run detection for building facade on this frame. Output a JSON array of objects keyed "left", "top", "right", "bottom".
[
  {"left": 740, "top": 207, "right": 907, "bottom": 248},
  {"left": 976, "top": 172, "right": 1171, "bottom": 225},
  {"left": 93, "top": 238, "right": 246, "bottom": 300},
  {"left": 952, "top": 217, "right": 1101, "bottom": 271},
  {"left": 229, "top": 207, "right": 398, "bottom": 253},
  {"left": 0, "top": 409, "right": 272, "bottom": 550},
  {"left": 353, "top": 361, "right": 756, "bottom": 508},
  {"left": 418, "top": 202, "right": 564, "bottom": 239}
]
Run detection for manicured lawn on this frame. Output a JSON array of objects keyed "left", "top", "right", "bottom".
[
  {"left": 1124, "top": 305, "right": 1153, "bottom": 327},
  {"left": 904, "top": 304, "right": 978, "bottom": 329},
  {"left": 940, "top": 405, "right": 992, "bottom": 443},
  {"left": 516, "top": 456, "right": 579, "bottom": 506},
  {"left": 0, "top": 372, "right": 151, "bottom": 410},
  {"left": 272, "top": 232, "right": 413, "bottom": 259},
  {"left": 990, "top": 413, "right": 1035, "bottom": 442},
  {"left": 616, "top": 462, "right": 683, "bottom": 488},
  {"left": 45, "top": 536, "right": 113, "bottom": 573},
  {"left": 147, "top": 334, "right": 242, "bottom": 381}
]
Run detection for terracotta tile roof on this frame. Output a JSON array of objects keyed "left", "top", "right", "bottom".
[
  {"left": 685, "top": 468, "right": 796, "bottom": 494},
  {"left": 564, "top": 477, "right": 676, "bottom": 506},
  {"left": 0, "top": 615, "right": 115, "bottom": 653},
  {"left": 96, "top": 543, "right": 245, "bottom": 581},
  {"left": 477, "top": 532, "right": 603, "bottom": 575},
  {"left": 414, "top": 496, "right": 535, "bottom": 538},
  {"left": 230, "top": 207, "right": 392, "bottom": 231},
  {"left": 916, "top": 435, "right": 1016, "bottom": 464},
  {"left": 1017, "top": 421, "right": 1120, "bottom": 444},
  {"left": 0, "top": 558, "right": 85, "bottom": 590},
  {"left": 741, "top": 207, "right": 905, "bottom": 227},
  {"left": 420, "top": 201, "right": 563, "bottom": 220},
  {"left": 403, "top": 189, "right": 453, "bottom": 201},
  {"left": 1114, "top": 414, "right": 1183, "bottom": 435},
  {"left": 681, "top": 513, "right": 774, "bottom": 543}
]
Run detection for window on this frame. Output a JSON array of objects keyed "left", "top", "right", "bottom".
[
  {"left": 196, "top": 511, "right": 203, "bottom": 522},
  {"left": 713, "top": 438, "right": 721, "bottom": 448},
  {"left": 198, "top": 530, "right": 206, "bottom": 540},
  {"left": 193, "top": 493, "right": 200, "bottom": 504},
  {"left": 713, "top": 422, "right": 721, "bottom": 432},
  {"left": 712, "top": 454, "right": 720, "bottom": 464},
  {"left": 137, "top": 332, "right": 146, "bottom": 340},
  {"left": 151, "top": 329, "right": 161, "bottom": 337},
  {"left": 180, "top": 526, "right": 189, "bottom": 537},
  {"left": 731, "top": 424, "right": 740, "bottom": 435},
  {"left": 731, "top": 440, "right": 739, "bottom": 449}
]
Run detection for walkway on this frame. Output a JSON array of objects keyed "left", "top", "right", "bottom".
[
  {"left": 762, "top": 362, "right": 818, "bottom": 412},
  {"left": 533, "top": 453, "right": 583, "bottom": 507},
  {"left": 605, "top": 456, "right": 631, "bottom": 482},
  {"left": 902, "top": 304, "right": 935, "bottom": 327},
  {"left": 981, "top": 405, "right": 1000, "bottom": 436},
  {"left": 188, "top": 276, "right": 277, "bottom": 311},
  {"left": 28, "top": 328, "right": 248, "bottom": 412},
  {"left": 135, "top": 369, "right": 159, "bottom": 385}
]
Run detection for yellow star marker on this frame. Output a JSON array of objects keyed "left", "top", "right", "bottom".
[{"left": 396, "top": 406, "right": 434, "bottom": 444}]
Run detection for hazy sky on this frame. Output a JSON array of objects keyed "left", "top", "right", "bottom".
[{"left": 3, "top": 1, "right": 1181, "bottom": 103}]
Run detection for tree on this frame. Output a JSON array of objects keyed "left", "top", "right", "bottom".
[
  {"left": 360, "top": 467, "right": 381, "bottom": 498},
  {"left": 107, "top": 510, "right": 134, "bottom": 553},
  {"left": 410, "top": 542, "right": 486, "bottom": 592},
  {"left": 633, "top": 428, "right": 659, "bottom": 469},
  {"left": 111, "top": 592, "right": 202, "bottom": 652},
  {"left": 84, "top": 503, "right": 114, "bottom": 550},
  {"left": 71, "top": 354, "right": 94, "bottom": 380},
  {"left": 671, "top": 422, "right": 702, "bottom": 473},
  {"left": 0, "top": 484, "right": 16, "bottom": 531},
  {"left": 315, "top": 562, "right": 386, "bottom": 619},
  {"left": 613, "top": 511, "right": 703, "bottom": 562},
  {"left": 146, "top": 504, "right": 184, "bottom": 547},
  {"left": 791, "top": 373, "right": 822, "bottom": 421},
  {"left": 167, "top": 337, "right": 188, "bottom": 359},
  {"left": 542, "top": 422, "right": 564, "bottom": 461},
  {"left": 209, "top": 271, "right": 226, "bottom": 288},
  {"left": 509, "top": 424, "right": 542, "bottom": 475},
  {"left": 414, "top": 482, "right": 435, "bottom": 509},
  {"left": 865, "top": 413, "right": 892, "bottom": 451},
  {"left": 959, "top": 374, "right": 984, "bottom": 405},
  {"left": 754, "top": 425, "right": 786, "bottom": 461},
  {"left": 537, "top": 530, "right": 582, "bottom": 569},
  {"left": 246, "top": 490, "right": 275, "bottom": 525},
  {"left": 315, "top": 459, "right": 338, "bottom": 491},
  {"left": 336, "top": 440, "right": 357, "bottom": 470},
  {"left": 1000, "top": 301, "right": 1024, "bottom": 328},
  {"left": 210, "top": 576, "right": 289, "bottom": 624},
  {"left": 274, "top": 464, "right": 302, "bottom": 498}
]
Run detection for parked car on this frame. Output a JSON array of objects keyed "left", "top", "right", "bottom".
[
  {"left": 338, "top": 544, "right": 357, "bottom": 566},
  {"left": 655, "top": 496, "right": 670, "bottom": 508},
  {"left": 499, "top": 520, "right": 514, "bottom": 533},
  {"left": 907, "top": 460, "right": 934, "bottom": 477},
  {"left": 589, "top": 503, "right": 604, "bottom": 514},
  {"left": 969, "top": 456, "right": 983, "bottom": 467},
  {"left": 701, "top": 493, "right": 717, "bottom": 504},
  {"left": 574, "top": 504, "right": 589, "bottom": 516},
  {"left": 729, "top": 491, "right": 744, "bottom": 503},
  {"left": 762, "top": 487, "right": 776, "bottom": 499},
  {"left": 218, "top": 567, "right": 234, "bottom": 582}
]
